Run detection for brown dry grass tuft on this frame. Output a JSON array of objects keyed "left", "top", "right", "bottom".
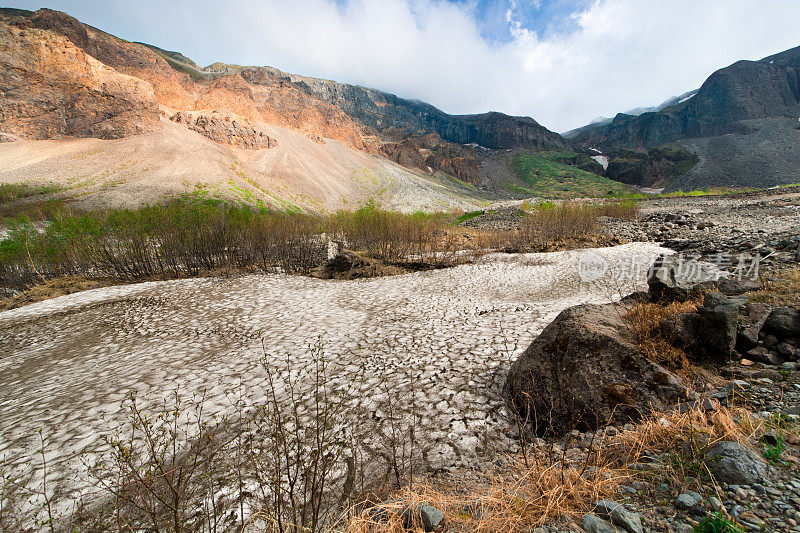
[
  {"left": 623, "top": 299, "right": 700, "bottom": 371},
  {"left": 753, "top": 266, "right": 800, "bottom": 307},
  {"left": 597, "top": 403, "right": 768, "bottom": 493},
  {"left": 347, "top": 453, "right": 625, "bottom": 533},
  {"left": 603, "top": 404, "right": 756, "bottom": 466}
]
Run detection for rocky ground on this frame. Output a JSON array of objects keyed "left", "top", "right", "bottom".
[{"left": 602, "top": 186, "right": 800, "bottom": 274}]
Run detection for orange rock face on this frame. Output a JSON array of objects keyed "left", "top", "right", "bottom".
[
  {"left": 0, "top": 8, "right": 368, "bottom": 151},
  {"left": 169, "top": 111, "right": 276, "bottom": 149},
  {"left": 0, "top": 19, "right": 160, "bottom": 139}
]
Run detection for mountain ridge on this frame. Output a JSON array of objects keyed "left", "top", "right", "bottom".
[
  {"left": 569, "top": 44, "right": 800, "bottom": 191},
  {"left": 0, "top": 7, "right": 583, "bottom": 211}
]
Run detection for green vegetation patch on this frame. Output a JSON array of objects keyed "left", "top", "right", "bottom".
[
  {"left": 455, "top": 210, "right": 485, "bottom": 224},
  {"left": 510, "top": 152, "right": 634, "bottom": 199}
]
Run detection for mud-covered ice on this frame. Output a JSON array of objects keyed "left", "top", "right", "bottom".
[{"left": 0, "top": 243, "right": 667, "bottom": 507}]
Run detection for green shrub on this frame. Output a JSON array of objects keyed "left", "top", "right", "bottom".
[
  {"left": 764, "top": 435, "right": 785, "bottom": 463},
  {"left": 694, "top": 511, "right": 745, "bottom": 533}
]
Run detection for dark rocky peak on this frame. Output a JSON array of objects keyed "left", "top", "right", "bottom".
[{"left": 761, "top": 44, "right": 800, "bottom": 68}]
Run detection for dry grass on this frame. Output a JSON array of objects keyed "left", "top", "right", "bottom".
[
  {"left": 347, "top": 453, "right": 624, "bottom": 533},
  {"left": 752, "top": 266, "right": 800, "bottom": 307},
  {"left": 623, "top": 298, "right": 700, "bottom": 371},
  {"left": 345, "top": 401, "right": 771, "bottom": 533},
  {"left": 603, "top": 404, "right": 756, "bottom": 467}
]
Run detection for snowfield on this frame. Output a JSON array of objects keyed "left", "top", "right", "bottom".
[{"left": 0, "top": 243, "right": 667, "bottom": 513}]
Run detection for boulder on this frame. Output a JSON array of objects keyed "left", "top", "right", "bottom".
[
  {"left": 763, "top": 307, "right": 800, "bottom": 337},
  {"left": 746, "top": 347, "right": 782, "bottom": 366},
  {"left": 704, "top": 441, "right": 769, "bottom": 485},
  {"left": 736, "top": 303, "right": 772, "bottom": 352},
  {"left": 698, "top": 292, "right": 739, "bottom": 359},
  {"left": 647, "top": 254, "right": 719, "bottom": 302},
  {"left": 717, "top": 278, "right": 761, "bottom": 295},
  {"left": 583, "top": 514, "right": 617, "bottom": 533},
  {"left": 506, "top": 303, "right": 688, "bottom": 436}
]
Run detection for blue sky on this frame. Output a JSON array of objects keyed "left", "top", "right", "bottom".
[
  {"left": 6, "top": 0, "right": 800, "bottom": 132},
  {"left": 452, "top": 0, "right": 591, "bottom": 43}
]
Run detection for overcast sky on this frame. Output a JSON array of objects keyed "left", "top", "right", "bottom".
[{"left": 8, "top": 0, "right": 800, "bottom": 132}]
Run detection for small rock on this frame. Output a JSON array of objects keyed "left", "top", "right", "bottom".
[
  {"left": 675, "top": 491, "right": 703, "bottom": 510},
  {"left": 593, "top": 500, "right": 643, "bottom": 533},
  {"left": 709, "top": 496, "right": 724, "bottom": 511},
  {"left": 402, "top": 503, "right": 444, "bottom": 532},
  {"left": 704, "top": 441, "right": 769, "bottom": 485},
  {"left": 583, "top": 513, "right": 617, "bottom": 533}
]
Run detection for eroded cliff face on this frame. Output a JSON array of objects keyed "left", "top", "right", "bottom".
[
  {"left": 0, "top": 8, "right": 366, "bottom": 151},
  {"left": 169, "top": 111, "right": 276, "bottom": 149},
  {"left": 379, "top": 134, "right": 481, "bottom": 184},
  {"left": 0, "top": 19, "right": 160, "bottom": 139}
]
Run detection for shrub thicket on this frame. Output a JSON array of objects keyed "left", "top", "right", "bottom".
[
  {"left": 0, "top": 199, "right": 327, "bottom": 290},
  {"left": 0, "top": 199, "right": 463, "bottom": 292}
]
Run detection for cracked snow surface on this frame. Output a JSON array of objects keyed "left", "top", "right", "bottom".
[{"left": 0, "top": 243, "right": 666, "bottom": 508}]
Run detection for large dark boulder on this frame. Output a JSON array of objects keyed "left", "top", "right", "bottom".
[
  {"left": 698, "top": 292, "right": 739, "bottom": 359},
  {"left": 505, "top": 303, "right": 688, "bottom": 437},
  {"left": 737, "top": 303, "right": 773, "bottom": 352},
  {"left": 647, "top": 254, "right": 719, "bottom": 302},
  {"left": 763, "top": 307, "right": 800, "bottom": 337}
]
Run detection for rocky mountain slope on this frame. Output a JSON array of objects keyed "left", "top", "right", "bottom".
[
  {"left": 568, "top": 45, "right": 800, "bottom": 191},
  {"left": 0, "top": 7, "right": 576, "bottom": 211}
]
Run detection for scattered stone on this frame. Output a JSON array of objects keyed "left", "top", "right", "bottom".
[
  {"left": 704, "top": 441, "right": 769, "bottom": 485},
  {"left": 675, "top": 491, "right": 703, "bottom": 511},
  {"left": 710, "top": 380, "right": 749, "bottom": 405},
  {"left": 582, "top": 513, "right": 617, "bottom": 533}
]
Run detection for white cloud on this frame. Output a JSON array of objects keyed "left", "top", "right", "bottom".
[{"left": 10, "top": 0, "right": 800, "bottom": 131}]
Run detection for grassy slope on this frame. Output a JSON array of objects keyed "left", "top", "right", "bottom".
[{"left": 509, "top": 152, "right": 635, "bottom": 199}]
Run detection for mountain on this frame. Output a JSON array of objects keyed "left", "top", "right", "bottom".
[
  {"left": 567, "top": 46, "right": 800, "bottom": 191},
  {"left": 0, "top": 7, "right": 575, "bottom": 212},
  {"left": 564, "top": 90, "right": 700, "bottom": 137}
]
